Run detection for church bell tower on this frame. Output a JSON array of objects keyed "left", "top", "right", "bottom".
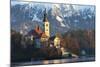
[{"left": 43, "top": 8, "right": 50, "bottom": 37}]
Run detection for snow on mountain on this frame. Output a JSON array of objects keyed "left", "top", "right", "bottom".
[
  {"left": 32, "top": 13, "right": 42, "bottom": 22},
  {"left": 56, "top": 16, "right": 66, "bottom": 27},
  {"left": 11, "top": 2, "right": 95, "bottom": 36}
]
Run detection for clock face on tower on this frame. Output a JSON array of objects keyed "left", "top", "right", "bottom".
[
  {"left": 46, "top": 24, "right": 48, "bottom": 27},
  {"left": 46, "top": 29, "right": 48, "bottom": 31}
]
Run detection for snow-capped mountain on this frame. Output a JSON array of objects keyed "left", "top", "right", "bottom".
[{"left": 11, "top": 2, "right": 95, "bottom": 36}]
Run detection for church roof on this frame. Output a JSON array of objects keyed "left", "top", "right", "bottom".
[
  {"left": 35, "top": 25, "right": 43, "bottom": 35},
  {"left": 41, "top": 32, "right": 48, "bottom": 38},
  {"left": 43, "top": 8, "right": 48, "bottom": 22},
  {"left": 28, "top": 25, "right": 43, "bottom": 38}
]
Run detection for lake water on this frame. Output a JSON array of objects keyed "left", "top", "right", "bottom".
[{"left": 12, "top": 56, "right": 95, "bottom": 66}]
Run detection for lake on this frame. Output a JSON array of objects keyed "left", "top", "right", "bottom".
[{"left": 12, "top": 56, "right": 95, "bottom": 66}]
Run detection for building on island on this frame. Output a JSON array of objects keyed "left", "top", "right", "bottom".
[{"left": 28, "top": 8, "right": 50, "bottom": 48}]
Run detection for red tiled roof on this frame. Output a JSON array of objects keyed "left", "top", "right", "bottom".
[{"left": 34, "top": 25, "right": 43, "bottom": 35}]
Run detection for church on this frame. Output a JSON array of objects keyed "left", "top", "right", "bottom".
[
  {"left": 27, "top": 9, "right": 50, "bottom": 48},
  {"left": 28, "top": 8, "right": 61, "bottom": 48}
]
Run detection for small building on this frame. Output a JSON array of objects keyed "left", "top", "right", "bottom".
[{"left": 54, "top": 33, "right": 61, "bottom": 48}]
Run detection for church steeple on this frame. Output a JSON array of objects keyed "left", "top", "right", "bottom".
[
  {"left": 43, "top": 8, "right": 50, "bottom": 37},
  {"left": 43, "top": 8, "right": 48, "bottom": 22}
]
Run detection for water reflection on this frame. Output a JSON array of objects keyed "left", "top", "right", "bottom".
[
  {"left": 43, "top": 60, "right": 49, "bottom": 64},
  {"left": 12, "top": 57, "right": 95, "bottom": 66}
]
